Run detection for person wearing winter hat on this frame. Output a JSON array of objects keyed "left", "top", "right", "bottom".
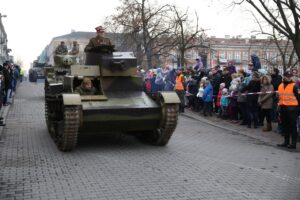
[
  {"left": 228, "top": 81, "right": 239, "bottom": 123},
  {"left": 216, "top": 82, "right": 225, "bottom": 117},
  {"left": 203, "top": 79, "right": 213, "bottom": 116},
  {"left": 175, "top": 68, "right": 185, "bottom": 113},
  {"left": 241, "top": 71, "right": 261, "bottom": 128},
  {"left": 258, "top": 75, "right": 274, "bottom": 131},
  {"left": 194, "top": 56, "right": 203, "bottom": 72},
  {"left": 220, "top": 88, "right": 229, "bottom": 119},
  {"left": 277, "top": 71, "right": 300, "bottom": 149}
]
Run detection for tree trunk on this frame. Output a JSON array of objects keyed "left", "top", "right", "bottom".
[
  {"left": 292, "top": 37, "right": 300, "bottom": 73},
  {"left": 146, "top": 48, "right": 153, "bottom": 68},
  {"left": 180, "top": 48, "right": 185, "bottom": 67},
  {"left": 293, "top": 38, "right": 300, "bottom": 65}
]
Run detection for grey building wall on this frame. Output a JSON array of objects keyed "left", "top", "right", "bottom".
[{"left": 0, "top": 14, "right": 9, "bottom": 64}]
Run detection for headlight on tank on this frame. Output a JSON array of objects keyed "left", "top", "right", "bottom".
[{"left": 62, "top": 56, "right": 74, "bottom": 66}]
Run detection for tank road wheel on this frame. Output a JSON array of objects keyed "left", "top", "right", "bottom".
[
  {"left": 140, "top": 97, "right": 178, "bottom": 146},
  {"left": 55, "top": 106, "right": 80, "bottom": 151},
  {"left": 154, "top": 101, "right": 179, "bottom": 145}
]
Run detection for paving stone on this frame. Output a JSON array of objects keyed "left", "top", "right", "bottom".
[{"left": 0, "top": 81, "right": 299, "bottom": 200}]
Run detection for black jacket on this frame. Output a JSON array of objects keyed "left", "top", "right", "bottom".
[
  {"left": 271, "top": 74, "right": 282, "bottom": 91},
  {"left": 221, "top": 73, "right": 232, "bottom": 89},
  {"left": 3, "top": 68, "right": 12, "bottom": 90},
  {"left": 242, "top": 79, "right": 261, "bottom": 102},
  {"left": 211, "top": 72, "right": 222, "bottom": 95}
]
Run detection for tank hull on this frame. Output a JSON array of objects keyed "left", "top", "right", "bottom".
[{"left": 79, "top": 91, "right": 161, "bottom": 132}]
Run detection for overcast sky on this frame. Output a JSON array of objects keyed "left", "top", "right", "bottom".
[{"left": 1, "top": 0, "right": 255, "bottom": 68}]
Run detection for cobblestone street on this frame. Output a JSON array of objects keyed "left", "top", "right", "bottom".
[{"left": 0, "top": 81, "right": 299, "bottom": 200}]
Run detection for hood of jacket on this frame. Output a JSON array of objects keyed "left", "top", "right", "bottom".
[{"left": 261, "top": 75, "right": 271, "bottom": 85}]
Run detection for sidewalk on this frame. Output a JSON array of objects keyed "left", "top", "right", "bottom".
[
  {"left": 0, "top": 102, "right": 11, "bottom": 140},
  {"left": 182, "top": 109, "right": 300, "bottom": 152},
  {"left": 0, "top": 90, "right": 16, "bottom": 140}
]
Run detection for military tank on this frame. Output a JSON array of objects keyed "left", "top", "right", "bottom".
[{"left": 44, "top": 45, "right": 180, "bottom": 151}]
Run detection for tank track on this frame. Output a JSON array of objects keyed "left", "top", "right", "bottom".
[
  {"left": 56, "top": 106, "right": 80, "bottom": 151},
  {"left": 44, "top": 79, "right": 51, "bottom": 96},
  {"left": 45, "top": 100, "right": 57, "bottom": 137},
  {"left": 45, "top": 101, "right": 51, "bottom": 134},
  {"left": 154, "top": 103, "right": 179, "bottom": 145}
]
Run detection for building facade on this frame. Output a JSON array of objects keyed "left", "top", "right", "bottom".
[
  {"left": 165, "top": 36, "right": 299, "bottom": 73},
  {"left": 206, "top": 36, "right": 299, "bottom": 72},
  {"left": 0, "top": 13, "right": 9, "bottom": 64}
]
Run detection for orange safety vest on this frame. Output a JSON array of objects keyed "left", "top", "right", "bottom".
[
  {"left": 278, "top": 83, "right": 298, "bottom": 106},
  {"left": 175, "top": 74, "right": 184, "bottom": 90}
]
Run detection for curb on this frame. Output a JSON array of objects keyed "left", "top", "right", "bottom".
[
  {"left": 181, "top": 110, "right": 282, "bottom": 147},
  {"left": 0, "top": 91, "right": 15, "bottom": 140},
  {"left": 0, "top": 103, "right": 11, "bottom": 140},
  {"left": 181, "top": 112, "right": 244, "bottom": 136}
]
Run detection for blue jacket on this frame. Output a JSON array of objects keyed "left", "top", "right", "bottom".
[
  {"left": 203, "top": 83, "right": 213, "bottom": 102},
  {"left": 164, "top": 69, "right": 176, "bottom": 91},
  {"left": 220, "top": 96, "right": 229, "bottom": 107}
]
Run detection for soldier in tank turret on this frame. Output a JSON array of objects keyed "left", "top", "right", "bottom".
[
  {"left": 69, "top": 41, "right": 79, "bottom": 55},
  {"left": 55, "top": 41, "right": 68, "bottom": 55},
  {"left": 84, "top": 26, "right": 113, "bottom": 52},
  {"left": 75, "top": 77, "right": 97, "bottom": 95}
]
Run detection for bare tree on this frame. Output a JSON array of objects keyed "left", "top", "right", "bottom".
[
  {"left": 171, "top": 6, "right": 206, "bottom": 67},
  {"left": 106, "top": 0, "right": 176, "bottom": 68},
  {"left": 234, "top": 0, "right": 300, "bottom": 62},
  {"left": 251, "top": 12, "right": 299, "bottom": 72},
  {"left": 271, "top": 32, "right": 299, "bottom": 72}
]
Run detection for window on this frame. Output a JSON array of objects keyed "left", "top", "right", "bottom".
[
  {"left": 227, "top": 52, "right": 233, "bottom": 60},
  {"left": 270, "top": 52, "right": 277, "bottom": 63},
  {"left": 265, "top": 52, "right": 269, "bottom": 60},
  {"left": 219, "top": 51, "right": 225, "bottom": 59},
  {"left": 235, "top": 52, "right": 241, "bottom": 60},
  {"left": 242, "top": 52, "right": 248, "bottom": 60}
]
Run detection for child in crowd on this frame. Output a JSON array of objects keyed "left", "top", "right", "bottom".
[
  {"left": 220, "top": 88, "right": 229, "bottom": 119},
  {"left": 228, "top": 82, "right": 239, "bottom": 123},
  {"left": 203, "top": 80, "right": 213, "bottom": 116},
  {"left": 216, "top": 83, "right": 225, "bottom": 117},
  {"left": 196, "top": 77, "right": 206, "bottom": 112}
]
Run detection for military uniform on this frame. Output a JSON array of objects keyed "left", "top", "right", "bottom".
[
  {"left": 69, "top": 43, "right": 79, "bottom": 55},
  {"left": 84, "top": 36, "right": 112, "bottom": 52},
  {"left": 75, "top": 85, "right": 97, "bottom": 95},
  {"left": 55, "top": 44, "right": 68, "bottom": 55}
]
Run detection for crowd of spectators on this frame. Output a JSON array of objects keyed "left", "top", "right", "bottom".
[
  {"left": 137, "top": 56, "right": 300, "bottom": 145},
  {"left": 0, "top": 60, "right": 23, "bottom": 126}
]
